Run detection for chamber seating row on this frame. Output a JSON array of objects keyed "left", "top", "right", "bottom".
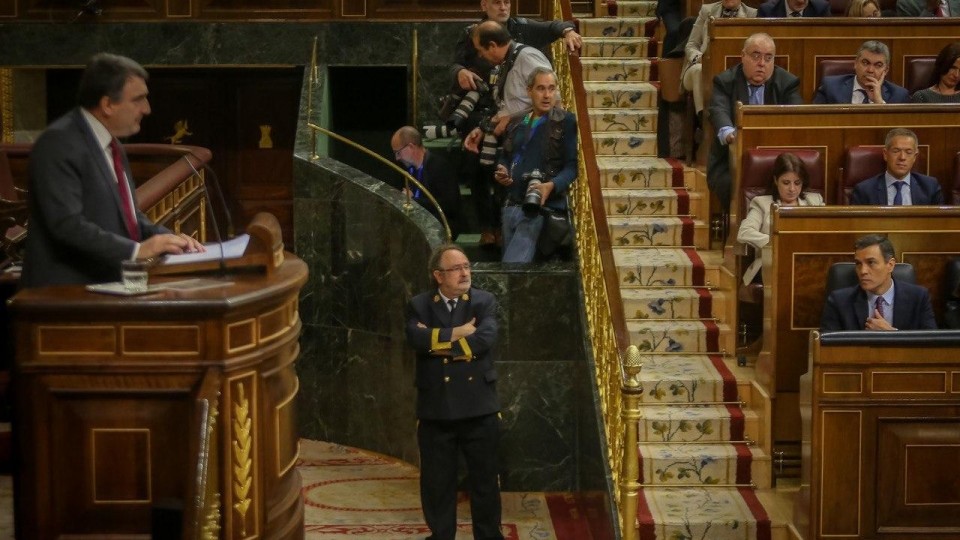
[{"left": 703, "top": 18, "right": 960, "bottom": 103}]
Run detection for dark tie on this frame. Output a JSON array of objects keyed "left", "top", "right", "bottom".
[
  {"left": 789, "top": 10, "right": 802, "bottom": 16},
  {"left": 874, "top": 296, "right": 885, "bottom": 319},
  {"left": 893, "top": 181, "right": 905, "bottom": 205},
  {"left": 109, "top": 140, "right": 140, "bottom": 241},
  {"left": 721, "top": 8, "right": 738, "bottom": 17},
  {"left": 858, "top": 88, "right": 871, "bottom": 104},
  {"left": 748, "top": 85, "right": 763, "bottom": 105},
  {"left": 448, "top": 299, "right": 457, "bottom": 312}
]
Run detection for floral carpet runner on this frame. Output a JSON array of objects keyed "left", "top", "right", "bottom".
[
  {"left": 299, "top": 439, "right": 612, "bottom": 539},
  {"left": 578, "top": 2, "right": 776, "bottom": 538}
]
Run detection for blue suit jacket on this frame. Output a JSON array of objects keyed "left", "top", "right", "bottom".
[
  {"left": 849, "top": 172, "right": 944, "bottom": 205},
  {"left": 405, "top": 287, "right": 501, "bottom": 421},
  {"left": 758, "top": 0, "right": 830, "bottom": 16},
  {"left": 22, "top": 108, "right": 168, "bottom": 287},
  {"left": 813, "top": 74, "right": 911, "bottom": 104},
  {"left": 821, "top": 280, "right": 938, "bottom": 331}
]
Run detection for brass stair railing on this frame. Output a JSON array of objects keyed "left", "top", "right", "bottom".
[
  {"left": 552, "top": 0, "right": 643, "bottom": 536},
  {"left": 303, "top": 37, "right": 452, "bottom": 242}
]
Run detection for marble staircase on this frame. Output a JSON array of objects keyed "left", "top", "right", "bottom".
[{"left": 576, "top": 3, "right": 787, "bottom": 539}]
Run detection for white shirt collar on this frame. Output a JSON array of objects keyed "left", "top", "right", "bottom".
[
  {"left": 885, "top": 171, "right": 911, "bottom": 185},
  {"left": 79, "top": 107, "right": 113, "bottom": 151}
]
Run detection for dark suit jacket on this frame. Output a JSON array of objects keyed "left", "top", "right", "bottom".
[
  {"left": 415, "top": 151, "right": 463, "bottom": 239},
  {"left": 812, "top": 74, "right": 911, "bottom": 104},
  {"left": 820, "top": 280, "right": 938, "bottom": 331},
  {"left": 849, "top": 172, "right": 944, "bottom": 205},
  {"left": 405, "top": 287, "right": 500, "bottom": 421},
  {"left": 758, "top": 0, "right": 830, "bottom": 16},
  {"left": 22, "top": 108, "right": 168, "bottom": 287},
  {"left": 707, "top": 64, "right": 802, "bottom": 207},
  {"left": 498, "top": 107, "right": 578, "bottom": 211}
]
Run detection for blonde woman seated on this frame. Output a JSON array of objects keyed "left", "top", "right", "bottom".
[
  {"left": 846, "top": 0, "right": 881, "bottom": 16},
  {"left": 737, "top": 153, "right": 825, "bottom": 285}
]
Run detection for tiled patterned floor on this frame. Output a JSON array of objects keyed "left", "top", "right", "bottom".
[{"left": 0, "top": 440, "right": 609, "bottom": 539}]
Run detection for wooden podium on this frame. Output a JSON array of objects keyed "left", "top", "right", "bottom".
[{"left": 9, "top": 214, "right": 306, "bottom": 539}]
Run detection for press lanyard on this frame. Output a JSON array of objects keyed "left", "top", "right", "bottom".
[
  {"left": 511, "top": 114, "right": 546, "bottom": 173},
  {"left": 408, "top": 164, "right": 424, "bottom": 198}
]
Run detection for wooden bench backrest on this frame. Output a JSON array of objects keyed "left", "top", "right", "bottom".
[
  {"left": 704, "top": 18, "right": 960, "bottom": 103},
  {"left": 759, "top": 206, "right": 960, "bottom": 397},
  {"left": 733, "top": 105, "right": 960, "bottom": 214}
]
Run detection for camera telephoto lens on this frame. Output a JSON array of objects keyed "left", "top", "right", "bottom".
[
  {"left": 522, "top": 169, "right": 545, "bottom": 216},
  {"left": 450, "top": 90, "right": 481, "bottom": 126},
  {"left": 479, "top": 132, "right": 499, "bottom": 165},
  {"left": 422, "top": 125, "right": 458, "bottom": 139}
]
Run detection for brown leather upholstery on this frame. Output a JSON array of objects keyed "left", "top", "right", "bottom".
[
  {"left": 838, "top": 145, "right": 927, "bottom": 204},
  {"left": 816, "top": 57, "right": 856, "bottom": 90},
  {"left": 829, "top": 0, "right": 848, "bottom": 15},
  {"left": 738, "top": 148, "right": 824, "bottom": 221},
  {"left": 905, "top": 56, "right": 936, "bottom": 94},
  {"left": 658, "top": 57, "right": 683, "bottom": 103}
]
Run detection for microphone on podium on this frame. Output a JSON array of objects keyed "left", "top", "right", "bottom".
[{"left": 180, "top": 153, "right": 233, "bottom": 274}]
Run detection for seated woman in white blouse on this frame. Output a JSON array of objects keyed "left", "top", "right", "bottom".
[{"left": 737, "top": 152, "right": 825, "bottom": 285}]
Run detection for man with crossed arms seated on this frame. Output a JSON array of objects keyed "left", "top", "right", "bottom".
[{"left": 820, "top": 234, "right": 937, "bottom": 331}]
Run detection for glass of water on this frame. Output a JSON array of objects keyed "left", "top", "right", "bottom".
[{"left": 121, "top": 260, "right": 149, "bottom": 293}]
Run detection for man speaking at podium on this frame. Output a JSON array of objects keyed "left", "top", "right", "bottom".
[{"left": 21, "top": 53, "right": 203, "bottom": 288}]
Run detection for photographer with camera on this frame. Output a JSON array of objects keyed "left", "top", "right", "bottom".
[
  {"left": 459, "top": 20, "right": 556, "bottom": 248},
  {"left": 493, "top": 67, "right": 577, "bottom": 263}
]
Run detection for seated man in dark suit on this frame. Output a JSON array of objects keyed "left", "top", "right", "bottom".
[
  {"left": 813, "top": 41, "right": 910, "bottom": 104},
  {"left": 850, "top": 128, "right": 944, "bottom": 205},
  {"left": 758, "top": 0, "right": 830, "bottom": 16},
  {"left": 708, "top": 32, "right": 802, "bottom": 210},
  {"left": 821, "top": 234, "right": 937, "bottom": 331}
]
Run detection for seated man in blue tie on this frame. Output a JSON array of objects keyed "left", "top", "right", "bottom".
[
  {"left": 821, "top": 235, "right": 937, "bottom": 331},
  {"left": 708, "top": 32, "right": 802, "bottom": 211},
  {"left": 813, "top": 41, "right": 911, "bottom": 104},
  {"left": 849, "top": 128, "right": 944, "bottom": 205}
]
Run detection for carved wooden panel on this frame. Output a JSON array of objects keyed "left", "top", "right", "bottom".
[
  {"left": 807, "top": 339, "right": 960, "bottom": 540},
  {"left": 791, "top": 253, "right": 847, "bottom": 330},
  {"left": 48, "top": 384, "right": 193, "bottom": 535},
  {"left": 818, "top": 410, "right": 861, "bottom": 537},
  {"left": 876, "top": 418, "right": 960, "bottom": 533},
  {"left": 10, "top": 0, "right": 547, "bottom": 19}
]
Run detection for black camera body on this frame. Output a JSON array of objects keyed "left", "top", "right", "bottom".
[
  {"left": 439, "top": 80, "right": 491, "bottom": 128},
  {"left": 522, "top": 169, "right": 545, "bottom": 215}
]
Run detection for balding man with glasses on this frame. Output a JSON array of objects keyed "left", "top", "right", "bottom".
[
  {"left": 849, "top": 128, "right": 944, "bottom": 205},
  {"left": 708, "top": 33, "right": 802, "bottom": 211}
]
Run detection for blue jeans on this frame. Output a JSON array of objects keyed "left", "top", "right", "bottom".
[{"left": 501, "top": 205, "right": 544, "bottom": 263}]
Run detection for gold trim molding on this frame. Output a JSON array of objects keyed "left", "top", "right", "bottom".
[{"left": 0, "top": 68, "right": 11, "bottom": 143}]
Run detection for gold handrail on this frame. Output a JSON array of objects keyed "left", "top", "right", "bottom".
[
  {"left": 303, "top": 38, "right": 451, "bottom": 242},
  {"left": 553, "top": 0, "right": 642, "bottom": 536},
  {"left": 305, "top": 123, "right": 453, "bottom": 242}
]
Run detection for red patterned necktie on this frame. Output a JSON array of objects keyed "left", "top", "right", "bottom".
[
  {"left": 874, "top": 296, "right": 884, "bottom": 319},
  {"left": 109, "top": 139, "right": 140, "bottom": 241}
]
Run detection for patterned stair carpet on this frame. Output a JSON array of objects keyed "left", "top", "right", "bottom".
[
  {"left": 300, "top": 439, "right": 612, "bottom": 539},
  {"left": 578, "top": 4, "right": 778, "bottom": 538}
]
